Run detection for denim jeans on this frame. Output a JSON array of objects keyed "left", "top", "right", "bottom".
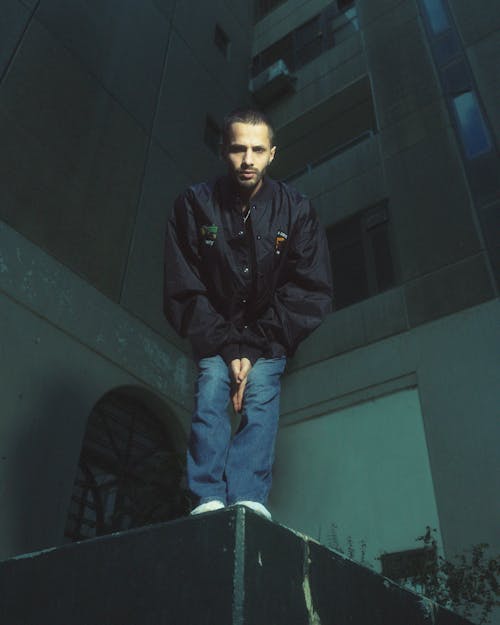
[{"left": 187, "top": 355, "right": 287, "bottom": 506}]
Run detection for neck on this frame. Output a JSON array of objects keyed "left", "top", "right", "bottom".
[{"left": 239, "top": 178, "right": 263, "bottom": 205}]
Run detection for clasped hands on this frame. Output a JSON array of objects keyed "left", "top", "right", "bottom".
[{"left": 230, "top": 357, "right": 252, "bottom": 413}]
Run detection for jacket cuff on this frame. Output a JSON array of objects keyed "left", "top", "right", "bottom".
[
  {"left": 239, "top": 345, "right": 263, "bottom": 367},
  {"left": 220, "top": 343, "right": 240, "bottom": 366}
]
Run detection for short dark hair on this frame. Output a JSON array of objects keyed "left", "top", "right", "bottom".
[{"left": 222, "top": 108, "right": 275, "bottom": 149}]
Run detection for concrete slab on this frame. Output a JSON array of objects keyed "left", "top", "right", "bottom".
[{"left": 0, "top": 507, "right": 475, "bottom": 625}]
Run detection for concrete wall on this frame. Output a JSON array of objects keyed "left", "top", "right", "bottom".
[
  {"left": 0, "top": 220, "right": 195, "bottom": 560},
  {"left": 0, "top": 0, "right": 253, "bottom": 332},
  {"left": 272, "top": 387, "right": 444, "bottom": 567},
  {"left": 0, "top": 0, "right": 254, "bottom": 559},
  {"left": 274, "top": 299, "right": 500, "bottom": 562}
]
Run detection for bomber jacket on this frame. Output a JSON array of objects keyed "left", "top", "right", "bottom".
[{"left": 163, "top": 174, "right": 333, "bottom": 365}]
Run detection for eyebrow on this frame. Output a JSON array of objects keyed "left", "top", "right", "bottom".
[{"left": 229, "top": 143, "right": 267, "bottom": 149}]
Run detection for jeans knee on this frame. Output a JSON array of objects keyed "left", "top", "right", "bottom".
[
  {"left": 247, "top": 357, "right": 286, "bottom": 387},
  {"left": 197, "top": 355, "right": 230, "bottom": 389}
]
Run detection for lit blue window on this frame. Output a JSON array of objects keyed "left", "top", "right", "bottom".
[
  {"left": 452, "top": 91, "right": 493, "bottom": 159},
  {"left": 421, "top": 0, "right": 450, "bottom": 35}
]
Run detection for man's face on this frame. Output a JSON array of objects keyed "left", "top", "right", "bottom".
[{"left": 224, "top": 122, "right": 276, "bottom": 196}]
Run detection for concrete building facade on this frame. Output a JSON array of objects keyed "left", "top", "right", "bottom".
[{"left": 0, "top": 0, "right": 498, "bottom": 613}]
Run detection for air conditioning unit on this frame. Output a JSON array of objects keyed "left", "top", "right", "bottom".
[{"left": 249, "top": 59, "right": 297, "bottom": 104}]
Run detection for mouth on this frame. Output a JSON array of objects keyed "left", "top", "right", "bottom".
[{"left": 238, "top": 171, "right": 257, "bottom": 181}]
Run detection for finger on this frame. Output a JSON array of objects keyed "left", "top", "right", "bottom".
[
  {"left": 238, "top": 358, "right": 252, "bottom": 382},
  {"left": 234, "top": 387, "right": 242, "bottom": 413},
  {"left": 236, "top": 378, "right": 247, "bottom": 412},
  {"left": 232, "top": 389, "right": 239, "bottom": 413},
  {"left": 230, "top": 358, "right": 241, "bottom": 382}
]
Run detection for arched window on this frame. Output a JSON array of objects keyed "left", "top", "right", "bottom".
[{"left": 65, "top": 388, "right": 190, "bottom": 542}]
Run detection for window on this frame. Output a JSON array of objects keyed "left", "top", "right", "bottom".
[
  {"left": 204, "top": 116, "right": 222, "bottom": 155},
  {"left": 421, "top": 0, "right": 450, "bottom": 35},
  {"left": 65, "top": 391, "right": 189, "bottom": 542},
  {"left": 252, "top": 3, "right": 359, "bottom": 77},
  {"left": 452, "top": 91, "right": 493, "bottom": 159},
  {"left": 214, "top": 24, "right": 230, "bottom": 59},
  {"left": 276, "top": 76, "right": 377, "bottom": 181},
  {"left": 419, "top": 0, "right": 500, "bottom": 256},
  {"left": 253, "top": 32, "right": 294, "bottom": 76},
  {"left": 295, "top": 16, "right": 324, "bottom": 66},
  {"left": 380, "top": 546, "right": 437, "bottom": 582},
  {"left": 337, "top": 0, "right": 355, "bottom": 10},
  {"left": 255, "top": 0, "right": 287, "bottom": 21},
  {"left": 326, "top": 202, "right": 395, "bottom": 310}
]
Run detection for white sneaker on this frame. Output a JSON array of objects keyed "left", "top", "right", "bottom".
[
  {"left": 235, "top": 500, "right": 272, "bottom": 520},
  {"left": 190, "top": 500, "right": 225, "bottom": 515}
]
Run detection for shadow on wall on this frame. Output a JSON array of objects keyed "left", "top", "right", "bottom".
[
  {"left": 0, "top": 381, "right": 188, "bottom": 561},
  {"left": 1, "top": 374, "right": 92, "bottom": 560}
]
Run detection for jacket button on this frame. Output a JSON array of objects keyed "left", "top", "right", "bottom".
[
  {"left": 238, "top": 230, "right": 244, "bottom": 237},
  {"left": 242, "top": 266, "right": 249, "bottom": 274},
  {"left": 256, "top": 234, "right": 262, "bottom": 240},
  {"left": 242, "top": 298, "right": 247, "bottom": 304}
]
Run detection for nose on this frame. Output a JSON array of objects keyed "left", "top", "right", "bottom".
[{"left": 242, "top": 149, "right": 254, "bottom": 167}]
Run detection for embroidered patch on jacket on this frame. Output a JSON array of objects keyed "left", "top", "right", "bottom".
[
  {"left": 200, "top": 224, "right": 218, "bottom": 246},
  {"left": 274, "top": 230, "right": 288, "bottom": 255}
]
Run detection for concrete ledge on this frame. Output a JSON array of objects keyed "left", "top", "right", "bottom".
[{"left": 0, "top": 508, "right": 473, "bottom": 625}]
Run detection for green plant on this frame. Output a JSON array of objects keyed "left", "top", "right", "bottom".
[
  {"left": 406, "top": 527, "right": 500, "bottom": 625},
  {"left": 326, "top": 523, "right": 371, "bottom": 568},
  {"left": 326, "top": 524, "right": 499, "bottom": 624}
]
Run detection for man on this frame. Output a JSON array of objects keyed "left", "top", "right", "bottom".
[{"left": 163, "top": 108, "right": 332, "bottom": 519}]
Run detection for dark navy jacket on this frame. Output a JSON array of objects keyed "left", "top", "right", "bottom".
[{"left": 163, "top": 175, "right": 333, "bottom": 365}]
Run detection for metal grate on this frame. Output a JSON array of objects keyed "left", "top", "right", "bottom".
[{"left": 65, "top": 392, "right": 189, "bottom": 542}]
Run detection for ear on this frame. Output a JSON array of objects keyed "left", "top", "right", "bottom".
[{"left": 269, "top": 145, "right": 277, "bottom": 163}]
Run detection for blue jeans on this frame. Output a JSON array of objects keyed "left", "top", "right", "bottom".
[{"left": 187, "top": 355, "right": 287, "bottom": 505}]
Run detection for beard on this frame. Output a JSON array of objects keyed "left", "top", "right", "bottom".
[{"left": 232, "top": 165, "right": 266, "bottom": 193}]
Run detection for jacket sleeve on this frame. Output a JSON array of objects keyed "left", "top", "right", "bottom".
[
  {"left": 163, "top": 190, "right": 241, "bottom": 364},
  {"left": 243, "top": 200, "right": 333, "bottom": 358}
]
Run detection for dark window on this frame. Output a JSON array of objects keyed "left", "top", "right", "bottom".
[
  {"left": 278, "top": 76, "right": 376, "bottom": 182},
  {"left": 252, "top": 2, "right": 358, "bottom": 78},
  {"left": 452, "top": 91, "right": 493, "bottom": 159},
  {"left": 380, "top": 546, "right": 437, "bottom": 581},
  {"left": 327, "top": 202, "right": 395, "bottom": 310},
  {"left": 255, "top": 0, "right": 287, "bottom": 21},
  {"left": 253, "top": 32, "right": 295, "bottom": 76},
  {"left": 295, "top": 15, "right": 324, "bottom": 66},
  {"left": 214, "top": 24, "right": 230, "bottom": 59},
  {"left": 371, "top": 223, "right": 395, "bottom": 292},
  {"left": 441, "top": 59, "right": 469, "bottom": 94},
  {"left": 204, "top": 116, "right": 222, "bottom": 155},
  {"left": 338, "top": 0, "right": 355, "bottom": 10},
  {"left": 328, "top": 215, "right": 369, "bottom": 307},
  {"left": 421, "top": 0, "right": 450, "bottom": 35}
]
